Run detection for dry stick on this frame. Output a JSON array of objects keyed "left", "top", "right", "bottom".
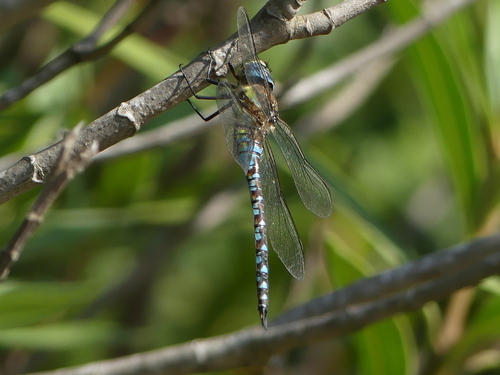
[
  {"left": 0, "top": 0, "right": 385, "bottom": 205},
  {"left": 88, "top": 0, "right": 138, "bottom": 39},
  {"left": 24, "top": 234, "right": 500, "bottom": 375},
  {"left": 0, "top": 126, "right": 98, "bottom": 280},
  {"left": 0, "top": 0, "right": 161, "bottom": 111}
]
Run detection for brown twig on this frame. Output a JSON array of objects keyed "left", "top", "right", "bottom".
[
  {"left": 0, "top": 0, "right": 161, "bottom": 111},
  {"left": 0, "top": 124, "right": 98, "bottom": 280},
  {"left": 273, "top": 234, "right": 500, "bottom": 325}
]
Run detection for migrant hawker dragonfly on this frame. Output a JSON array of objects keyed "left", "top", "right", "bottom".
[{"left": 182, "top": 7, "right": 332, "bottom": 329}]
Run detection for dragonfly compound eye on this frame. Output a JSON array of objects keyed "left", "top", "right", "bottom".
[{"left": 245, "top": 61, "right": 275, "bottom": 90}]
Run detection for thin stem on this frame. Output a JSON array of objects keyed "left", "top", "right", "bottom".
[
  {"left": 0, "top": 0, "right": 160, "bottom": 111},
  {"left": 0, "top": 125, "right": 98, "bottom": 279}
]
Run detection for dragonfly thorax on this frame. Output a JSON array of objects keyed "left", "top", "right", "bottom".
[{"left": 238, "top": 83, "right": 279, "bottom": 129}]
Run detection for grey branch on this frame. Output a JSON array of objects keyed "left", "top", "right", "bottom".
[
  {"left": 274, "top": 234, "right": 500, "bottom": 325},
  {"left": 24, "top": 233, "right": 500, "bottom": 375},
  {"left": 0, "top": 124, "right": 98, "bottom": 279},
  {"left": 0, "top": 0, "right": 384, "bottom": 205}
]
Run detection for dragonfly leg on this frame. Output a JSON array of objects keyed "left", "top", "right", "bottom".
[
  {"left": 186, "top": 99, "right": 220, "bottom": 122},
  {"left": 179, "top": 63, "right": 218, "bottom": 99},
  {"left": 179, "top": 64, "right": 220, "bottom": 122}
]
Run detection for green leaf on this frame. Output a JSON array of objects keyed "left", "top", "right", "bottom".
[
  {"left": 389, "top": 0, "right": 486, "bottom": 234},
  {"left": 439, "top": 294, "right": 500, "bottom": 373},
  {"left": 0, "top": 321, "right": 118, "bottom": 350},
  {"left": 45, "top": 197, "right": 197, "bottom": 228},
  {"left": 324, "top": 234, "right": 416, "bottom": 375},
  {"left": 485, "top": 0, "right": 500, "bottom": 113},
  {"left": 308, "top": 149, "right": 405, "bottom": 267},
  {"left": 354, "top": 317, "right": 416, "bottom": 375},
  {"left": 0, "top": 282, "right": 97, "bottom": 329}
]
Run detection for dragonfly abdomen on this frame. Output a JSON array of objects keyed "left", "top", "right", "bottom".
[{"left": 244, "top": 139, "right": 270, "bottom": 329}]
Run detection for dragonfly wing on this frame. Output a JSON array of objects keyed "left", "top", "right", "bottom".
[
  {"left": 236, "top": 7, "right": 274, "bottom": 115},
  {"left": 216, "top": 79, "right": 257, "bottom": 171},
  {"left": 260, "top": 139, "right": 305, "bottom": 280},
  {"left": 237, "top": 7, "right": 258, "bottom": 71},
  {"left": 273, "top": 119, "right": 333, "bottom": 218}
]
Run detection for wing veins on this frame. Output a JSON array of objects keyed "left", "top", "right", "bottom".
[
  {"left": 273, "top": 119, "right": 332, "bottom": 218},
  {"left": 260, "top": 140, "right": 305, "bottom": 280}
]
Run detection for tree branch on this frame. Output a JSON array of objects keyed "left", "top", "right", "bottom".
[
  {"left": 0, "top": 0, "right": 384, "bottom": 205},
  {"left": 295, "top": 56, "right": 396, "bottom": 135},
  {"left": 0, "top": 0, "right": 161, "bottom": 111},
  {"left": 0, "top": 124, "right": 98, "bottom": 279},
  {"left": 274, "top": 234, "right": 500, "bottom": 325},
  {"left": 24, "top": 233, "right": 500, "bottom": 375}
]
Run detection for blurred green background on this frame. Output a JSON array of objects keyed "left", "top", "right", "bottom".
[{"left": 0, "top": 0, "right": 499, "bottom": 374}]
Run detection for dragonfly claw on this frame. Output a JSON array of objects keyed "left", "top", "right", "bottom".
[{"left": 260, "top": 308, "right": 268, "bottom": 330}]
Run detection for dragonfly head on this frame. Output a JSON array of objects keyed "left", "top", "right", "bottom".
[{"left": 243, "top": 60, "right": 275, "bottom": 91}]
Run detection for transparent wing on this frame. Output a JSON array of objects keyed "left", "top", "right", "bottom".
[
  {"left": 237, "top": 7, "right": 259, "bottom": 72},
  {"left": 260, "top": 139, "right": 305, "bottom": 280},
  {"left": 273, "top": 119, "right": 333, "bottom": 218},
  {"left": 236, "top": 7, "right": 274, "bottom": 115},
  {"left": 216, "top": 79, "right": 257, "bottom": 171}
]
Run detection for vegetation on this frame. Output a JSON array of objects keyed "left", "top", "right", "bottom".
[{"left": 0, "top": 0, "right": 499, "bottom": 374}]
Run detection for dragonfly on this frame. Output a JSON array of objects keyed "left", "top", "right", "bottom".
[{"left": 181, "top": 7, "right": 332, "bottom": 329}]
